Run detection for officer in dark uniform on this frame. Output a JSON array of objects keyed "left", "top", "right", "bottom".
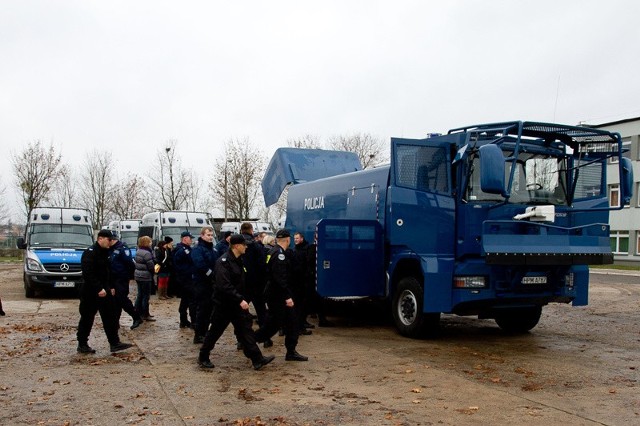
[
  {"left": 109, "top": 232, "right": 143, "bottom": 330},
  {"left": 198, "top": 234, "right": 275, "bottom": 370},
  {"left": 254, "top": 229, "right": 308, "bottom": 361},
  {"left": 191, "top": 226, "right": 218, "bottom": 343},
  {"left": 173, "top": 231, "right": 196, "bottom": 329},
  {"left": 77, "top": 229, "right": 133, "bottom": 354}
]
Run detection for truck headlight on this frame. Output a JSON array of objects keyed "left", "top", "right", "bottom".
[
  {"left": 26, "top": 257, "right": 43, "bottom": 272},
  {"left": 454, "top": 276, "right": 486, "bottom": 288}
]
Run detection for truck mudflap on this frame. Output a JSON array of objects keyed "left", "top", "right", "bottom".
[
  {"left": 482, "top": 220, "right": 612, "bottom": 265},
  {"left": 262, "top": 148, "right": 362, "bottom": 207}
]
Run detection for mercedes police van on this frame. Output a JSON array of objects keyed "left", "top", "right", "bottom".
[
  {"left": 138, "top": 211, "right": 213, "bottom": 245},
  {"left": 16, "top": 207, "right": 94, "bottom": 297}
]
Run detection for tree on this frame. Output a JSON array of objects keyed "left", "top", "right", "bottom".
[
  {"left": 210, "top": 137, "right": 265, "bottom": 220},
  {"left": 11, "top": 140, "right": 65, "bottom": 220},
  {"left": 47, "top": 165, "right": 77, "bottom": 208},
  {"left": 79, "top": 150, "right": 114, "bottom": 229},
  {"left": 184, "top": 170, "right": 208, "bottom": 212},
  {"left": 112, "top": 174, "right": 148, "bottom": 219},
  {"left": 328, "top": 132, "right": 387, "bottom": 169},
  {"left": 286, "top": 134, "right": 322, "bottom": 149},
  {"left": 147, "top": 140, "right": 192, "bottom": 211},
  {"left": 0, "top": 175, "right": 8, "bottom": 224}
]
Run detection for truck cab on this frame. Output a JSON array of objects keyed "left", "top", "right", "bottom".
[{"left": 16, "top": 207, "right": 94, "bottom": 297}]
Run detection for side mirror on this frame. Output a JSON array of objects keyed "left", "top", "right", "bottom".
[
  {"left": 479, "top": 144, "right": 506, "bottom": 195},
  {"left": 16, "top": 237, "right": 27, "bottom": 249},
  {"left": 620, "top": 157, "right": 634, "bottom": 205}
]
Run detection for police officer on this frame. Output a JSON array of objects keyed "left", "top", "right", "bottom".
[
  {"left": 109, "top": 232, "right": 143, "bottom": 330},
  {"left": 173, "top": 231, "right": 196, "bottom": 329},
  {"left": 254, "top": 229, "right": 308, "bottom": 362},
  {"left": 77, "top": 229, "right": 133, "bottom": 354},
  {"left": 191, "top": 226, "right": 218, "bottom": 344},
  {"left": 198, "top": 234, "right": 275, "bottom": 370}
]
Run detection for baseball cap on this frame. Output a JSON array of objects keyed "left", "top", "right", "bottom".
[
  {"left": 275, "top": 229, "right": 291, "bottom": 239},
  {"left": 229, "top": 234, "right": 247, "bottom": 246},
  {"left": 97, "top": 229, "right": 114, "bottom": 240},
  {"left": 180, "top": 231, "right": 194, "bottom": 238}
]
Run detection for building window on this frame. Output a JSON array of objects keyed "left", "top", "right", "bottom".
[
  {"left": 610, "top": 231, "right": 629, "bottom": 255},
  {"left": 636, "top": 232, "right": 640, "bottom": 255},
  {"left": 609, "top": 184, "right": 620, "bottom": 207}
]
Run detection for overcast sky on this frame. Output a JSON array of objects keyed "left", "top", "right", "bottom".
[{"left": 1, "top": 1, "right": 639, "bottom": 222}]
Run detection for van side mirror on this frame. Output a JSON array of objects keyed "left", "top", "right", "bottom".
[
  {"left": 16, "top": 237, "right": 27, "bottom": 249},
  {"left": 479, "top": 144, "right": 506, "bottom": 195},
  {"left": 620, "top": 157, "right": 634, "bottom": 205}
]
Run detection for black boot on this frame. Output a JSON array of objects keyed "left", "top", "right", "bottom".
[
  {"left": 77, "top": 344, "right": 96, "bottom": 354},
  {"left": 285, "top": 350, "right": 308, "bottom": 361}
]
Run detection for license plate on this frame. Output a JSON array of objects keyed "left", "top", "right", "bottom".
[
  {"left": 521, "top": 276, "right": 547, "bottom": 284},
  {"left": 54, "top": 281, "right": 75, "bottom": 288}
]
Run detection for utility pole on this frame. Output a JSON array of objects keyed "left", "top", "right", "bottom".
[{"left": 224, "top": 161, "right": 228, "bottom": 222}]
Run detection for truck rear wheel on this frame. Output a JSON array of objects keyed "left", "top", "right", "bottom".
[
  {"left": 392, "top": 276, "right": 440, "bottom": 338},
  {"left": 24, "top": 273, "right": 35, "bottom": 298},
  {"left": 495, "top": 306, "right": 542, "bottom": 333}
]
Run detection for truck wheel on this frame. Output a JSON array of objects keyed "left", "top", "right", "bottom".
[
  {"left": 24, "top": 274, "right": 35, "bottom": 298},
  {"left": 392, "top": 276, "right": 440, "bottom": 338},
  {"left": 495, "top": 306, "right": 542, "bottom": 333}
]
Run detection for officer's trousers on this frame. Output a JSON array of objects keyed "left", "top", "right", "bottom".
[
  {"left": 254, "top": 296, "right": 299, "bottom": 352},
  {"left": 77, "top": 295, "right": 120, "bottom": 346},
  {"left": 200, "top": 304, "right": 263, "bottom": 364}
]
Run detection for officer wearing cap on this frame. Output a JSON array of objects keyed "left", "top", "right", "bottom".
[
  {"left": 173, "top": 230, "right": 196, "bottom": 328},
  {"left": 198, "top": 234, "right": 275, "bottom": 370},
  {"left": 108, "top": 232, "right": 143, "bottom": 330},
  {"left": 254, "top": 229, "right": 308, "bottom": 362},
  {"left": 77, "top": 229, "right": 133, "bottom": 354}
]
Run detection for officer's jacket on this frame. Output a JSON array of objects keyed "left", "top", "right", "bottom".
[
  {"left": 109, "top": 240, "right": 134, "bottom": 281},
  {"left": 265, "top": 244, "right": 293, "bottom": 301},
  {"left": 213, "top": 239, "right": 229, "bottom": 257},
  {"left": 191, "top": 237, "right": 217, "bottom": 285},
  {"left": 242, "top": 233, "right": 266, "bottom": 285},
  {"left": 80, "top": 242, "right": 112, "bottom": 297},
  {"left": 172, "top": 242, "right": 194, "bottom": 279},
  {"left": 213, "top": 250, "right": 246, "bottom": 306}
]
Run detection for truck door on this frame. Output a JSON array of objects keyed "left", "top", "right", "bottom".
[
  {"left": 316, "top": 219, "right": 385, "bottom": 297},
  {"left": 388, "top": 138, "right": 456, "bottom": 312}
]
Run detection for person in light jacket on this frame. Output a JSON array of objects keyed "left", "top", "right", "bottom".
[{"left": 134, "top": 236, "right": 156, "bottom": 321}]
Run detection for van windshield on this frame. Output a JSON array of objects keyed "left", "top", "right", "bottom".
[
  {"left": 120, "top": 231, "right": 138, "bottom": 247},
  {"left": 162, "top": 226, "right": 211, "bottom": 244},
  {"left": 29, "top": 224, "right": 94, "bottom": 248}
]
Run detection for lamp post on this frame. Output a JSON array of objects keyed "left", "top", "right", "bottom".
[{"left": 224, "top": 161, "right": 228, "bottom": 222}]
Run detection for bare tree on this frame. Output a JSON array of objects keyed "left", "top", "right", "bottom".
[
  {"left": 210, "top": 137, "right": 265, "bottom": 220},
  {"left": 11, "top": 140, "right": 65, "bottom": 221},
  {"left": 47, "top": 165, "right": 77, "bottom": 208},
  {"left": 286, "top": 134, "right": 322, "bottom": 149},
  {"left": 184, "top": 170, "right": 207, "bottom": 212},
  {"left": 0, "top": 175, "right": 9, "bottom": 224},
  {"left": 112, "top": 174, "right": 148, "bottom": 219},
  {"left": 328, "top": 132, "right": 387, "bottom": 169},
  {"left": 147, "top": 140, "right": 191, "bottom": 211},
  {"left": 79, "top": 150, "right": 114, "bottom": 229}
]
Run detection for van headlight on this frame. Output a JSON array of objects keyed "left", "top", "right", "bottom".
[
  {"left": 454, "top": 276, "right": 486, "bottom": 288},
  {"left": 26, "top": 257, "right": 43, "bottom": 272}
]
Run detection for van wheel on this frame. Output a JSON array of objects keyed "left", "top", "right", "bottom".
[
  {"left": 24, "top": 274, "right": 35, "bottom": 298},
  {"left": 392, "top": 276, "right": 440, "bottom": 338},
  {"left": 495, "top": 307, "right": 542, "bottom": 333}
]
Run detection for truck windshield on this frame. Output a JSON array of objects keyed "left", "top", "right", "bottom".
[
  {"left": 120, "top": 231, "right": 138, "bottom": 247},
  {"left": 29, "top": 224, "right": 94, "bottom": 248},
  {"left": 466, "top": 151, "right": 572, "bottom": 206}
]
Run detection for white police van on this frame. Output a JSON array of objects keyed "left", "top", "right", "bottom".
[
  {"left": 16, "top": 207, "right": 94, "bottom": 297},
  {"left": 138, "top": 211, "right": 213, "bottom": 245},
  {"left": 108, "top": 219, "right": 141, "bottom": 257},
  {"left": 219, "top": 221, "right": 274, "bottom": 235}
]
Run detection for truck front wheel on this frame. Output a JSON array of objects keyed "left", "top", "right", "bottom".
[
  {"left": 494, "top": 306, "right": 542, "bottom": 333},
  {"left": 392, "top": 277, "right": 440, "bottom": 338}
]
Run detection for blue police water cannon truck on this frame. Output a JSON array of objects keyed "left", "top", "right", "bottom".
[
  {"left": 262, "top": 121, "right": 634, "bottom": 337},
  {"left": 16, "top": 207, "right": 94, "bottom": 298}
]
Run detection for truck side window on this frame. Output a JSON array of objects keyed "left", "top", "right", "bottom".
[{"left": 396, "top": 145, "right": 449, "bottom": 194}]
